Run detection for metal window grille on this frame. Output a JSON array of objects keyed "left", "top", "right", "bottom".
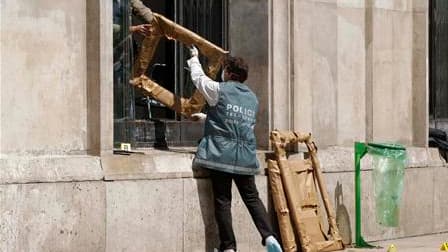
[{"left": 113, "top": 0, "right": 228, "bottom": 148}]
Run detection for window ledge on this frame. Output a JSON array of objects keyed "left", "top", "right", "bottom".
[
  {"left": 103, "top": 146, "right": 446, "bottom": 181},
  {"left": 0, "top": 155, "right": 103, "bottom": 184},
  {"left": 1, "top": 147, "right": 443, "bottom": 184},
  {"left": 102, "top": 148, "right": 271, "bottom": 181}
]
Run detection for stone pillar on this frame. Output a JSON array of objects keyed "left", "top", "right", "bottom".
[
  {"left": 337, "top": 0, "right": 367, "bottom": 146},
  {"left": 87, "top": 0, "right": 114, "bottom": 155},
  {"left": 310, "top": 0, "right": 339, "bottom": 147},
  {"left": 367, "top": 0, "right": 428, "bottom": 146},
  {"left": 412, "top": 0, "right": 429, "bottom": 147},
  {"left": 292, "top": 0, "right": 367, "bottom": 148},
  {"left": 370, "top": 0, "right": 414, "bottom": 145},
  {"left": 229, "top": 0, "right": 270, "bottom": 148},
  {"left": 269, "top": 0, "right": 293, "bottom": 135},
  {"left": 293, "top": 0, "right": 313, "bottom": 135}
]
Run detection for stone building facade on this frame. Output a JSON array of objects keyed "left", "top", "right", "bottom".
[{"left": 0, "top": 0, "right": 447, "bottom": 251}]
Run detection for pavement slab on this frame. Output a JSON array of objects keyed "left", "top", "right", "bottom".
[{"left": 344, "top": 232, "right": 448, "bottom": 252}]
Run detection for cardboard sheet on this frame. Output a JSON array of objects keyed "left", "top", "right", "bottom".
[
  {"left": 267, "top": 160, "right": 297, "bottom": 252},
  {"left": 131, "top": 12, "right": 228, "bottom": 117},
  {"left": 131, "top": 75, "right": 206, "bottom": 116},
  {"left": 268, "top": 131, "right": 344, "bottom": 252}
]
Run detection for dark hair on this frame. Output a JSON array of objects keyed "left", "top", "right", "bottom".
[{"left": 223, "top": 56, "right": 248, "bottom": 83}]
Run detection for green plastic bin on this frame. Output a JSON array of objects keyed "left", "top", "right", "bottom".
[
  {"left": 367, "top": 143, "right": 407, "bottom": 227},
  {"left": 355, "top": 142, "right": 407, "bottom": 247}
]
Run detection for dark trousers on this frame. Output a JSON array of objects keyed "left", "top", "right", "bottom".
[{"left": 209, "top": 170, "right": 274, "bottom": 251}]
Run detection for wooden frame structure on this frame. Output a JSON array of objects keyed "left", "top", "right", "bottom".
[
  {"left": 130, "top": 12, "right": 228, "bottom": 117},
  {"left": 268, "top": 130, "right": 344, "bottom": 252}
]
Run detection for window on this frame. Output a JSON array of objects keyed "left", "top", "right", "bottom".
[
  {"left": 429, "top": 0, "right": 448, "bottom": 127},
  {"left": 113, "top": 0, "right": 228, "bottom": 148}
]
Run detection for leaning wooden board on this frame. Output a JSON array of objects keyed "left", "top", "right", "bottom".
[{"left": 268, "top": 130, "right": 344, "bottom": 252}]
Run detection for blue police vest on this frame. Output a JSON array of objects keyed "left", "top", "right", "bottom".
[{"left": 194, "top": 81, "right": 260, "bottom": 175}]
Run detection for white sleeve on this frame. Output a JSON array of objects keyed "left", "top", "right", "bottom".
[{"left": 187, "top": 56, "right": 219, "bottom": 106}]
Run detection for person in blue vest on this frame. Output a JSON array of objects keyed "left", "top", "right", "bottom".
[{"left": 187, "top": 46, "right": 283, "bottom": 252}]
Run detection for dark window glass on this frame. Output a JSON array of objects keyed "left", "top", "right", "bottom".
[
  {"left": 430, "top": 0, "right": 448, "bottom": 120},
  {"left": 113, "top": 0, "right": 228, "bottom": 148}
]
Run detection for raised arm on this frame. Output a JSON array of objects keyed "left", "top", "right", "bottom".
[{"left": 187, "top": 46, "right": 220, "bottom": 107}]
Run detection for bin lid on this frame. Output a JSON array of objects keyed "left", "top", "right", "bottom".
[
  {"left": 367, "top": 143, "right": 406, "bottom": 150},
  {"left": 366, "top": 142, "right": 407, "bottom": 160}
]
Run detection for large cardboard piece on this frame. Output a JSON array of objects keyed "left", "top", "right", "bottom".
[
  {"left": 267, "top": 159, "right": 297, "bottom": 252},
  {"left": 268, "top": 131, "right": 344, "bottom": 252},
  {"left": 131, "top": 12, "right": 228, "bottom": 117}
]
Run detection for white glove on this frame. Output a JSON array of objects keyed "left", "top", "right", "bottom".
[
  {"left": 189, "top": 45, "right": 199, "bottom": 58},
  {"left": 190, "top": 112, "right": 207, "bottom": 122}
]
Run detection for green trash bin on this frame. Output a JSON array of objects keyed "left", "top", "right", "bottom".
[
  {"left": 354, "top": 142, "right": 407, "bottom": 247},
  {"left": 367, "top": 143, "right": 407, "bottom": 227}
]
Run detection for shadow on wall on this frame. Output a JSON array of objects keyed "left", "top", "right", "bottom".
[
  {"left": 194, "top": 168, "right": 220, "bottom": 251},
  {"left": 335, "top": 181, "right": 352, "bottom": 245}
]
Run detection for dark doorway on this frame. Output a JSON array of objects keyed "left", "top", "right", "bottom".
[{"left": 430, "top": 0, "right": 448, "bottom": 130}]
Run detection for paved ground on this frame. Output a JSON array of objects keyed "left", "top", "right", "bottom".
[{"left": 343, "top": 232, "right": 448, "bottom": 252}]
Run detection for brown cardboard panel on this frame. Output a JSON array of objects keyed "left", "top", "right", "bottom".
[
  {"left": 267, "top": 160, "right": 297, "bottom": 252},
  {"left": 131, "top": 12, "right": 228, "bottom": 117},
  {"left": 268, "top": 131, "right": 344, "bottom": 252}
]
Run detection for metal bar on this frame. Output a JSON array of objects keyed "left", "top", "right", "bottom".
[
  {"left": 223, "top": 0, "right": 229, "bottom": 49},
  {"left": 429, "top": 0, "right": 435, "bottom": 119},
  {"left": 175, "top": 0, "right": 182, "bottom": 120},
  {"left": 354, "top": 142, "right": 375, "bottom": 248}
]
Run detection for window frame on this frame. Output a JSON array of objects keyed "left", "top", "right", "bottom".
[{"left": 112, "top": 0, "right": 229, "bottom": 149}]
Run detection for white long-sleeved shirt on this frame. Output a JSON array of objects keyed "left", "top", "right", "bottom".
[{"left": 187, "top": 56, "right": 220, "bottom": 106}]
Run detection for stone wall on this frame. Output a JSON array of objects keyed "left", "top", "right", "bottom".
[
  {"left": 1, "top": 0, "right": 88, "bottom": 155},
  {"left": 0, "top": 0, "right": 429, "bottom": 151},
  {"left": 229, "top": 0, "right": 428, "bottom": 148},
  {"left": 1, "top": 149, "right": 447, "bottom": 251},
  {"left": 0, "top": 0, "right": 444, "bottom": 251}
]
